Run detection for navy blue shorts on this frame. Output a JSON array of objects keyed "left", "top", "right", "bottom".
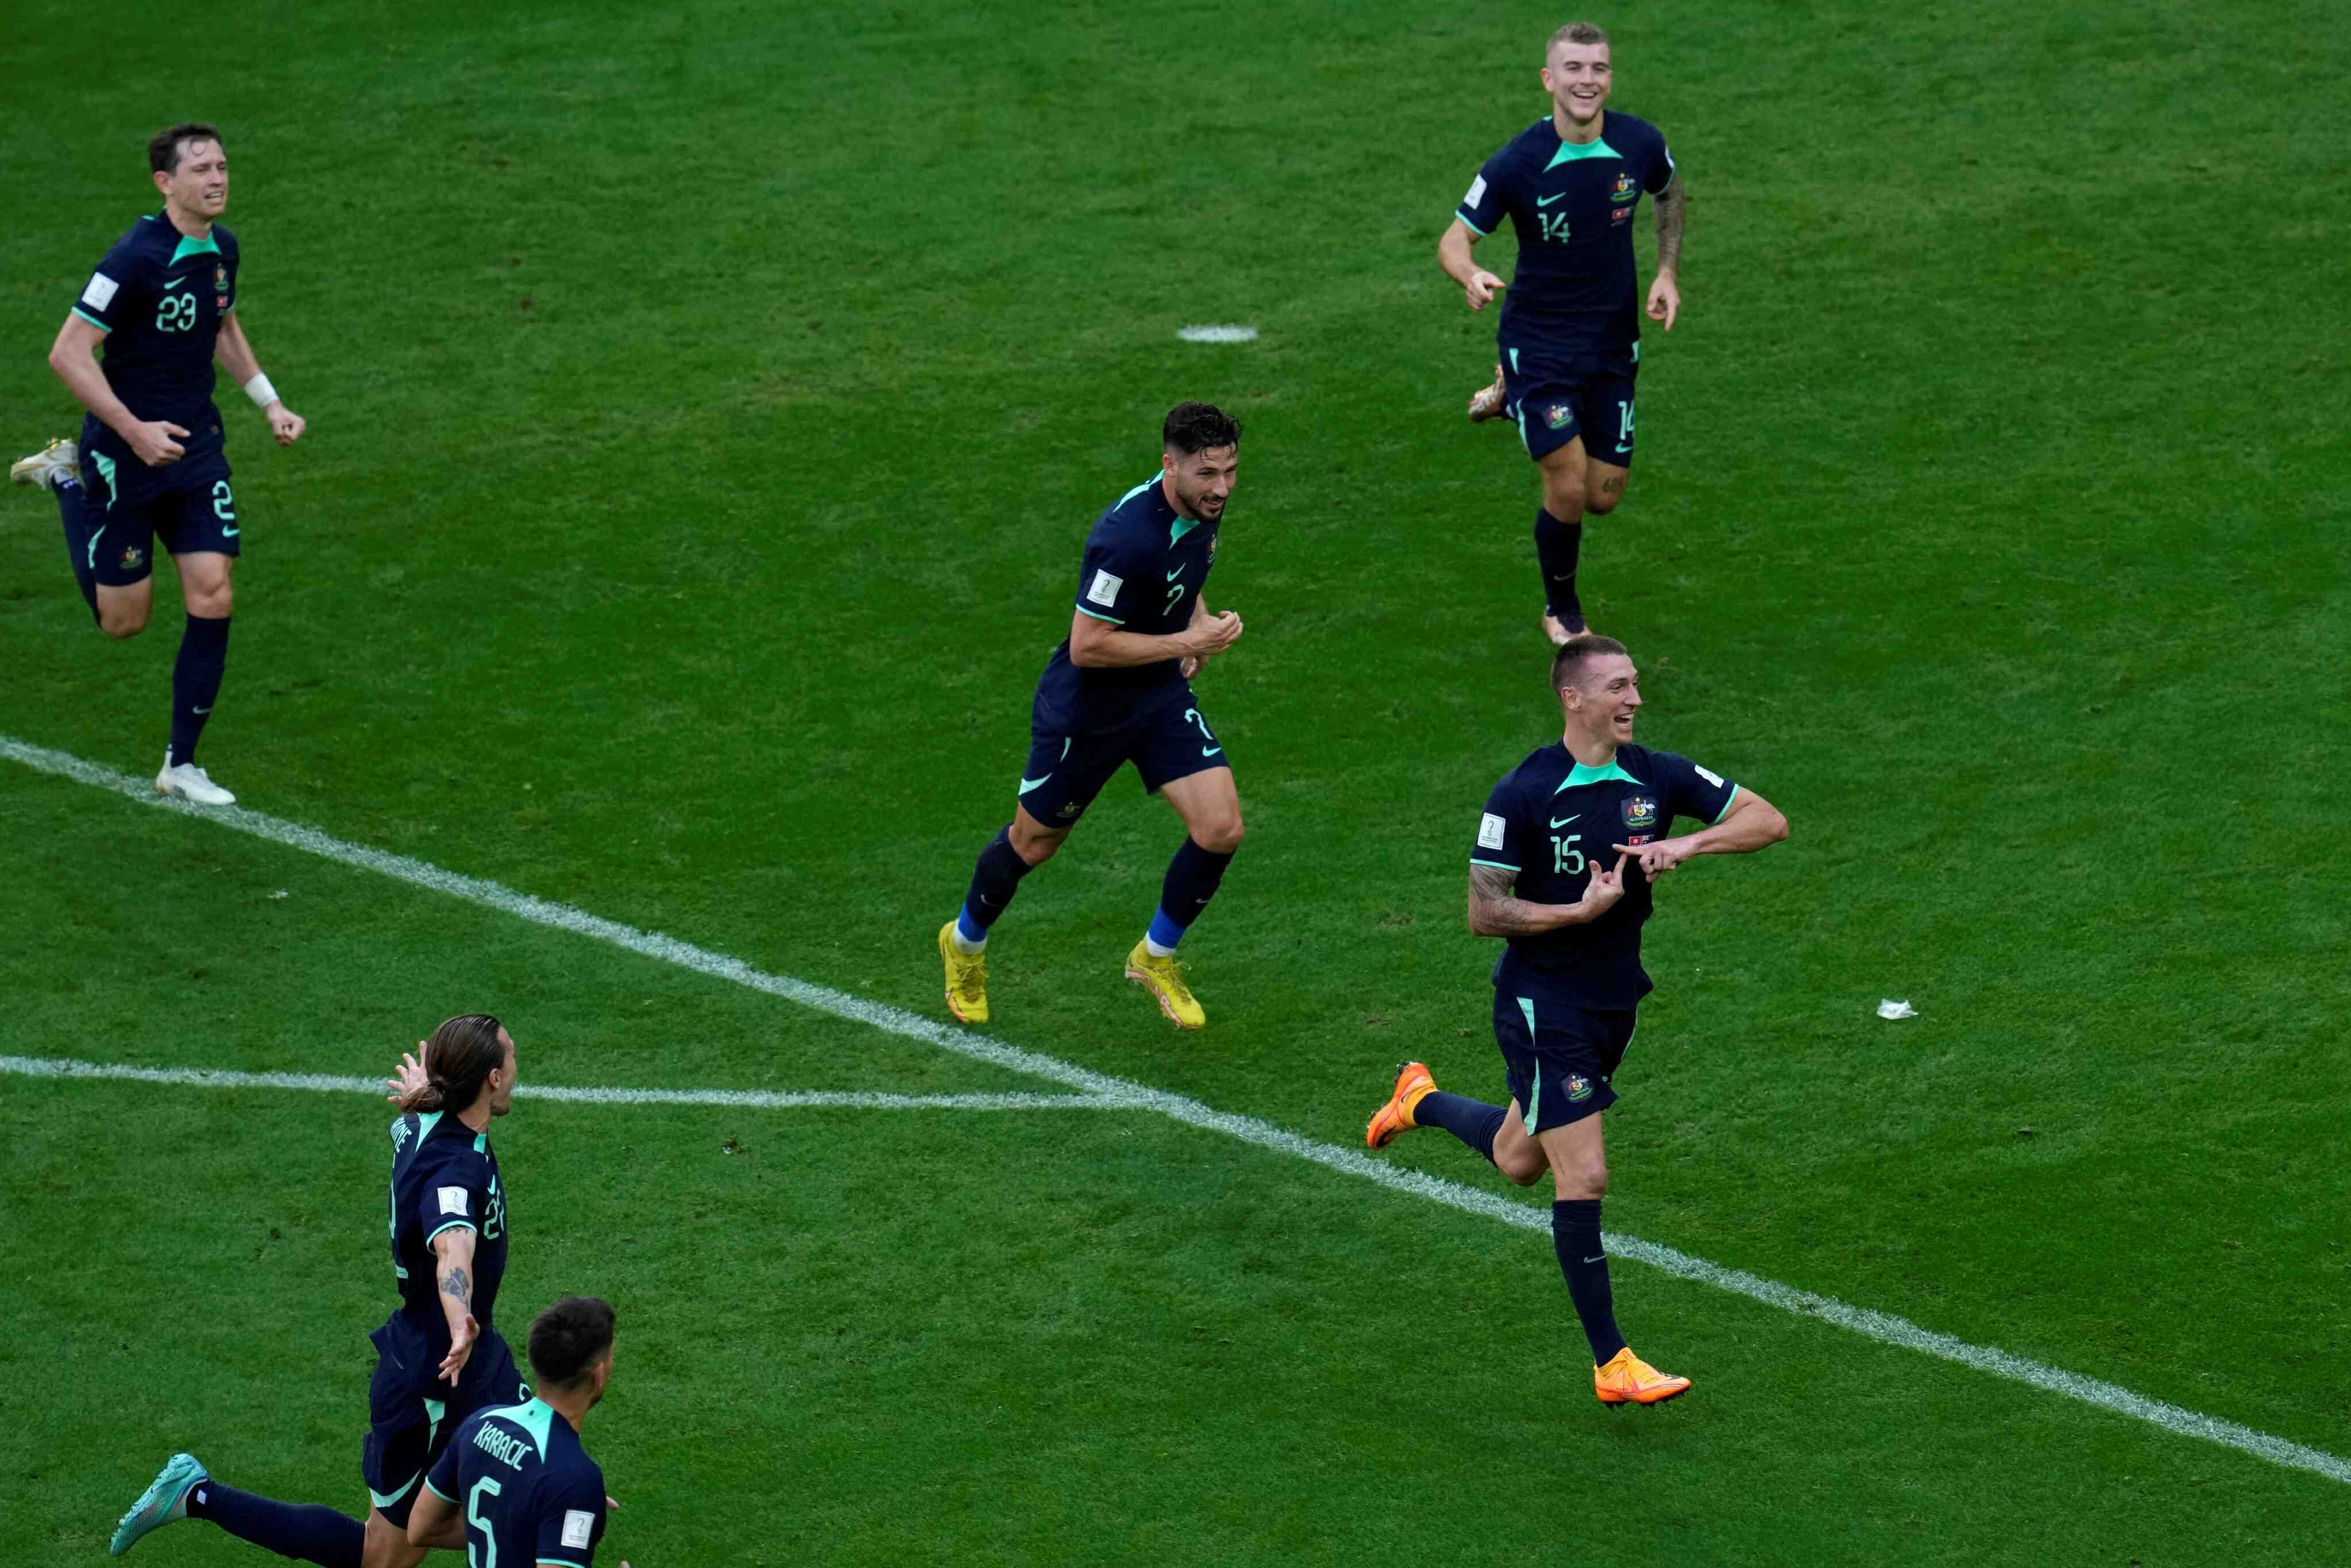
[
  {"left": 75, "top": 426, "right": 240, "bottom": 586},
  {"left": 1017, "top": 694, "right": 1229, "bottom": 827},
  {"left": 1491, "top": 984, "right": 1636, "bottom": 1136},
  {"left": 1501, "top": 339, "right": 1639, "bottom": 466},
  {"left": 361, "top": 1325, "right": 527, "bottom": 1525}
]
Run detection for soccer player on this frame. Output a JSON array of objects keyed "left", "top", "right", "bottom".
[
  {"left": 939, "top": 402, "right": 1249, "bottom": 1030},
  {"left": 407, "top": 1296, "right": 627, "bottom": 1568},
  {"left": 1438, "top": 22, "right": 1685, "bottom": 646},
  {"left": 110, "top": 1016, "right": 529, "bottom": 1567},
  {"left": 9, "top": 121, "right": 306, "bottom": 805},
  {"left": 1364, "top": 635, "right": 1786, "bottom": 1406}
]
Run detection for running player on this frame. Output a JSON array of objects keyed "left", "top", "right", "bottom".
[
  {"left": 1365, "top": 636, "right": 1786, "bottom": 1406},
  {"left": 408, "top": 1296, "right": 626, "bottom": 1568},
  {"left": 939, "top": 402, "right": 1248, "bottom": 1030},
  {"left": 1438, "top": 23, "right": 1685, "bottom": 645},
  {"left": 10, "top": 121, "right": 306, "bottom": 805},
  {"left": 109, "top": 1016, "right": 527, "bottom": 1567}
]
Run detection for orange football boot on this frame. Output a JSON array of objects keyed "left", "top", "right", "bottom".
[
  {"left": 1594, "top": 1345, "right": 1692, "bottom": 1407},
  {"left": 1365, "top": 1060, "right": 1438, "bottom": 1149}
]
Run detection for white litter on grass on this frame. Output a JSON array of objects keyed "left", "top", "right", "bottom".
[
  {"left": 1177, "top": 324, "right": 1258, "bottom": 343},
  {"left": 1878, "top": 998, "right": 1918, "bottom": 1020}
]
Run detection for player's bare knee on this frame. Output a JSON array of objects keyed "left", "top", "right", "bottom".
[
  {"left": 1542, "top": 478, "right": 1585, "bottom": 522},
  {"left": 1194, "top": 815, "right": 1244, "bottom": 855},
  {"left": 99, "top": 608, "right": 148, "bottom": 639},
  {"left": 1009, "top": 824, "right": 1066, "bottom": 866},
  {"left": 186, "top": 584, "right": 233, "bottom": 617},
  {"left": 1584, "top": 488, "right": 1623, "bottom": 517},
  {"left": 1555, "top": 1158, "right": 1608, "bottom": 1200},
  {"left": 1502, "top": 1151, "right": 1549, "bottom": 1187}
]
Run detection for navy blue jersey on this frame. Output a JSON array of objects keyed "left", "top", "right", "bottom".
[
  {"left": 1470, "top": 741, "right": 1738, "bottom": 1006},
  {"left": 1032, "top": 474, "right": 1221, "bottom": 734},
  {"left": 69, "top": 213, "right": 241, "bottom": 439},
  {"left": 426, "top": 1400, "right": 608, "bottom": 1568},
  {"left": 1454, "top": 111, "right": 1674, "bottom": 350},
  {"left": 381, "top": 1110, "right": 510, "bottom": 1373}
]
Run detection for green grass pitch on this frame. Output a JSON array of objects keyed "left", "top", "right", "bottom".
[{"left": 2, "top": 1, "right": 2347, "bottom": 1563}]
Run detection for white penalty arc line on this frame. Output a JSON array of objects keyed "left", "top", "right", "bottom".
[
  {"left": 0, "top": 1055, "right": 1111, "bottom": 1113},
  {"left": 6, "top": 733, "right": 2347, "bottom": 1490}
]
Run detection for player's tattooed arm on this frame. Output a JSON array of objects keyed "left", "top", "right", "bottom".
[
  {"left": 430, "top": 1225, "right": 482, "bottom": 1384},
  {"left": 1654, "top": 175, "right": 1687, "bottom": 277},
  {"left": 1467, "top": 863, "right": 1574, "bottom": 936}
]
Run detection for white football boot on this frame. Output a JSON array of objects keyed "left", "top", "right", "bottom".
[
  {"left": 156, "top": 754, "right": 237, "bottom": 806},
  {"left": 9, "top": 438, "right": 78, "bottom": 489},
  {"left": 1466, "top": 365, "right": 1507, "bottom": 423}
]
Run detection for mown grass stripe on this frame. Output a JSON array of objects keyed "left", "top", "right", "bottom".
[{"left": 7, "top": 732, "right": 2345, "bottom": 1490}]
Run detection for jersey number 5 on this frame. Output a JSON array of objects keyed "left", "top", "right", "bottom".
[
  {"left": 466, "top": 1477, "right": 504, "bottom": 1568},
  {"left": 156, "top": 292, "right": 198, "bottom": 333}
]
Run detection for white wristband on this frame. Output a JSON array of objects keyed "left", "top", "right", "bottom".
[{"left": 243, "top": 372, "right": 279, "bottom": 409}]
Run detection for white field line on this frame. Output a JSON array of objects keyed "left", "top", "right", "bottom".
[
  {"left": 6, "top": 732, "right": 2348, "bottom": 1490},
  {"left": 0, "top": 1055, "right": 1110, "bottom": 1113}
]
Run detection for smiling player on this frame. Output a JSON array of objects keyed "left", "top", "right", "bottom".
[
  {"left": 1439, "top": 22, "right": 1685, "bottom": 644},
  {"left": 939, "top": 402, "right": 1249, "bottom": 1030},
  {"left": 1365, "top": 636, "right": 1786, "bottom": 1407},
  {"left": 10, "top": 121, "right": 305, "bottom": 804}
]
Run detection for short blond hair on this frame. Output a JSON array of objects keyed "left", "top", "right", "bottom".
[{"left": 1547, "top": 21, "right": 1610, "bottom": 58}]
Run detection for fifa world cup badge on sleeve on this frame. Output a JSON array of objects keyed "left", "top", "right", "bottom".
[{"left": 1477, "top": 812, "right": 1507, "bottom": 851}]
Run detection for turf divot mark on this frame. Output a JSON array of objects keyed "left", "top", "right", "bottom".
[
  {"left": 0, "top": 1055, "right": 1113, "bottom": 1113},
  {"left": 7, "top": 732, "right": 2346, "bottom": 1491}
]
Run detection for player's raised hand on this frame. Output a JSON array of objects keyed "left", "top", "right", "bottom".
[
  {"left": 1579, "top": 852, "right": 1631, "bottom": 919},
  {"left": 129, "top": 419, "right": 188, "bottom": 466},
  {"left": 1464, "top": 269, "right": 1508, "bottom": 312},
  {"left": 385, "top": 1045, "right": 428, "bottom": 1104},
  {"left": 1189, "top": 610, "right": 1244, "bottom": 656},
  {"left": 1646, "top": 272, "right": 1680, "bottom": 331},
  {"left": 1613, "top": 836, "right": 1693, "bottom": 880},
  {"left": 265, "top": 403, "right": 306, "bottom": 446},
  {"left": 438, "top": 1313, "right": 479, "bottom": 1385}
]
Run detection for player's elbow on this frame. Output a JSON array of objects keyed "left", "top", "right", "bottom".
[{"left": 1759, "top": 806, "right": 1789, "bottom": 845}]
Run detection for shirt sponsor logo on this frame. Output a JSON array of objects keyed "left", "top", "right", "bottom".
[
  {"left": 1622, "top": 795, "right": 1658, "bottom": 828},
  {"left": 561, "top": 1511, "right": 594, "bottom": 1549},
  {"left": 82, "top": 272, "right": 121, "bottom": 311},
  {"left": 438, "top": 1185, "right": 469, "bottom": 1216},
  {"left": 1477, "top": 812, "right": 1507, "bottom": 851},
  {"left": 1086, "top": 569, "right": 1122, "bottom": 607}
]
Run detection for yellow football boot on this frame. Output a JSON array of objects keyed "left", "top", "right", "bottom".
[
  {"left": 1593, "top": 1345, "right": 1692, "bottom": 1407},
  {"left": 1365, "top": 1060, "right": 1437, "bottom": 1149},
  {"left": 1124, "top": 941, "right": 1205, "bottom": 1029},
  {"left": 939, "top": 922, "right": 989, "bottom": 1025}
]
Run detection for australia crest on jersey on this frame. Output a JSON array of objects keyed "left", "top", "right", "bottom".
[
  {"left": 1566, "top": 1072, "right": 1594, "bottom": 1103},
  {"left": 1544, "top": 403, "right": 1573, "bottom": 430},
  {"left": 214, "top": 261, "right": 229, "bottom": 308},
  {"left": 1622, "top": 794, "right": 1658, "bottom": 829},
  {"left": 120, "top": 544, "right": 146, "bottom": 570},
  {"left": 1611, "top": 171, "right": 1638, "bottom": 200}
]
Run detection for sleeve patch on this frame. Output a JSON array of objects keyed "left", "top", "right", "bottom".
[
  {"left": 81, "top": 272, "right": 121, "bottom": 311},
  {"left": 1694, "top": 764, "right": 1724, "bottom": 789},
  {"left": 560, "top": 1511, "right": 594, "bottom": 1549},
  {"left": 437, "top": 1185, "right": 469, "bottom": 1216},
  {"left": 1086, "top": 569, "right": 1123, "bottom": 608},
  {"left": 1477, "top": 812, "right": 1507, "bottom": 850},
  {"left": 1464, "top": 175, "right": 1488, "bottom": 208}
]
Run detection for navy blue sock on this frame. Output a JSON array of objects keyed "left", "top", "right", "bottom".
[
  {"left": 1149, "top": 836, "right": 1235, "bottom": 949},
  {"left": 184, "top": 1481, "right": 364, "bottom": 1567},
  {"left": 1414, "top": 1091, "right": 1508, "bottom": 1165},
  {"left": 55, "top": 478, "right": 100, "bottom": 621},
  {"left": 1551, "top": 1198, "right": 1627, "bottom": 1365},
  {"left": 958, "top": 827, "right": 1036, "bottom": 940},
  {"left": 168, "top": 614, "right": 231, "bottom": 767},
  {"left": 1534, "top": 508, "right": 1584, "bottom": 627}
]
